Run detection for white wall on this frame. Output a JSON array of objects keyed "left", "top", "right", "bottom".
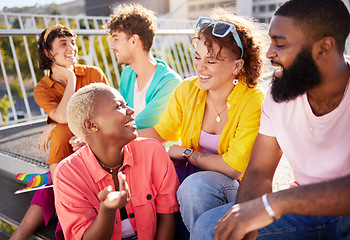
[
  {"left": 169, "top": 0, "right": 188, "bottom": 19},
  {"left": 237, "top": 0, "right": 253, "bottom": 17}
]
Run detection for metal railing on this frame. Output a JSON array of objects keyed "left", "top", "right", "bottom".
[
  {"left": 1, "top": 13, "right": 350, "bottom": 127},
  {"left": 0, "top": 13, "right": 196, "bottom": 126}
]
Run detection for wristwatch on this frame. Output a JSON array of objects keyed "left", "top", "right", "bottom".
[{"left": 182, "top": 148, "right": 194, "bottom": 158}]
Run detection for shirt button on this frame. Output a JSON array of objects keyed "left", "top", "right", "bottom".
[
  {"left": 227, "top": 104, "right": 230, "bottom": 108},
  {"left": 120, "top": 166, "right": 125, "bottom": 171},
  {"left": 146, "top": 194, "right": 152, "bottom": 200},
  {"left": 129, "top": 213, "right": 135, "bottom": 218}
]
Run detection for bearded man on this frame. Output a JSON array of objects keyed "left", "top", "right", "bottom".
[{"left": 190, "top": 0, "right": 350, "bottom": 239}]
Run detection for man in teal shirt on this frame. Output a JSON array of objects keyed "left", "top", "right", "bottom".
[{"left": 107, "top": 4, "right": 181, "bottom": 129}]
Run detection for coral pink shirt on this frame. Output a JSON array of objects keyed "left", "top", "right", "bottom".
[{"left": 54, "top": 138, "right": 180, "bottom": 240}]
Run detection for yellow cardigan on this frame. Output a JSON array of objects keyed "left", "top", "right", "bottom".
[{"left": 154, "top": 76, "right": 265, "bottom": 174}]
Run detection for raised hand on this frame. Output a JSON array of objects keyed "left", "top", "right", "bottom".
[
  {"left": 98, "top": 172, "right": 130, "bottom": 210},
  {"left": 51, "top": 63, "right": 76, "bottom": 85}
]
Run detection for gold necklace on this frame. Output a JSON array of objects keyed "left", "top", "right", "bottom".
[
  {"left": 308, "top": 77, "right": 349, "bottom": 131},
  {"left": 97, "top": 160, "right": 123, "bottom": 173},
  {"left": 208, "top": 94, "right": 227, "bottom": 123}
]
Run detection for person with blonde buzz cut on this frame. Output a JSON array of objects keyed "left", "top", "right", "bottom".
[{"left": 54, "top": 83, "right": 180, "bottom": 240}]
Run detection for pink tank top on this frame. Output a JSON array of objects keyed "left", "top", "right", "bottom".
[{"left": 198, "top": 130, "right": 221, "bottom": 154}]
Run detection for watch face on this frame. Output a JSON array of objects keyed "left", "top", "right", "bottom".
[{"left": 184, "top": 149, "right": 192, "bottom": 155}]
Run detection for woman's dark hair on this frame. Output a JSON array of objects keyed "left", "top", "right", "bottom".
[
  {"left": 37, "top": 24, "right": 76, "bottom": 70},
  {"left": 192, "top": 8, "right": 267, "bottom": 87}
]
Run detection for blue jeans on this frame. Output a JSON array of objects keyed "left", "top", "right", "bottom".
[
  {"left": 191, "top": 202, "right": 350, "bottom": 240},
  {"left": 176, "top": 171, "right": 239, "bottom": 232}
]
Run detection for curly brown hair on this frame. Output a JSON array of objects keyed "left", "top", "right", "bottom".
[
  {"left": 107, "top": 3, "right": 157, "bottom": 52},
  {"left": 193, "top": 8, "right": 267, "bottom": 87},
  {"left": 37, "top": 25, "right": 76, "bottom": 70}
]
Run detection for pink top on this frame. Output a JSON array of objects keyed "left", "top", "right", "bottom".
[
  {"left": 259, "top": 72, "right": 350, "bottom": 185},
  {"left": 54, "top": 138, "right": 180, "bottom": 240},
  {"left": 198, "top": 130, "right": 220, "bottom": 154}
]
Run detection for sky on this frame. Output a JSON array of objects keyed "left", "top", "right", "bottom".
[{"left": 0, "top": 0, "right": 73, "bottom": 9}]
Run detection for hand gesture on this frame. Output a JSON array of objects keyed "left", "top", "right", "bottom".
[
  {"left": 51, "top": 63, "right": 76, "bottom": 85},
  {"left": 98, "top": 172, "right": 130, "bottom": 210},
  {"left": 69, "top": 135, "right": 86, "bottom": 151},
  {"left": 214, "top": 197, "right": 275, "bottom": 240},
  {"left": 37, "top": 123, "right": 57, "bottom": 152}
]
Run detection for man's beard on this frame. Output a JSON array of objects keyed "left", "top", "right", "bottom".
[{"left": 270, "top": 46, "right": 321, "bottom": 103}]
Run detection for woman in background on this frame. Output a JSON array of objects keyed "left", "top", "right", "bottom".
[
  {"left": 10, "top": 24, "right": 109, "bottom": 240},
  {"left": 138, "top": 8, "right": 266, "bottom": 234}
]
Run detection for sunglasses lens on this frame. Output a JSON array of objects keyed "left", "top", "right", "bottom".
[
  {"left": 196, "top": 18, "right": 213, "bottom": 30},
  {"left": 194, "top": 18, "right": 244, "bottom": 58},
  {"left": 213, "top": 22, "right": 231, "bottom": 36}
]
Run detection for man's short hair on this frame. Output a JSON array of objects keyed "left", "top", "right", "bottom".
[
  {"left": 275, "top": 0, "right": 350, "bottom": 53},
  {"left": 107, "top": 3, "right": 157, "bottom": 52}
]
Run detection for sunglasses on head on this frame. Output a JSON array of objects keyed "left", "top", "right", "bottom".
[{"left": 195, "top": 17, "right": 244, "bottom": 58}]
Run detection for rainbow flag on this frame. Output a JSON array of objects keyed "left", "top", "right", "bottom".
[{"left": 14, "top": 172, "right": 53, "bottom": 194}]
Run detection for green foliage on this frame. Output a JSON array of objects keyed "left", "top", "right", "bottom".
[
  {"left": 0, "top": 218, "right": 16, "bottom": 238},
  {"left": 0, "top": 94, "right": 11, "bottom": 122},
  {"left": 0, "top": 35, "right": 42, "bottom": 83},
  {"left": 10, "top": 84, "right": 26, "bottom": 98}
]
